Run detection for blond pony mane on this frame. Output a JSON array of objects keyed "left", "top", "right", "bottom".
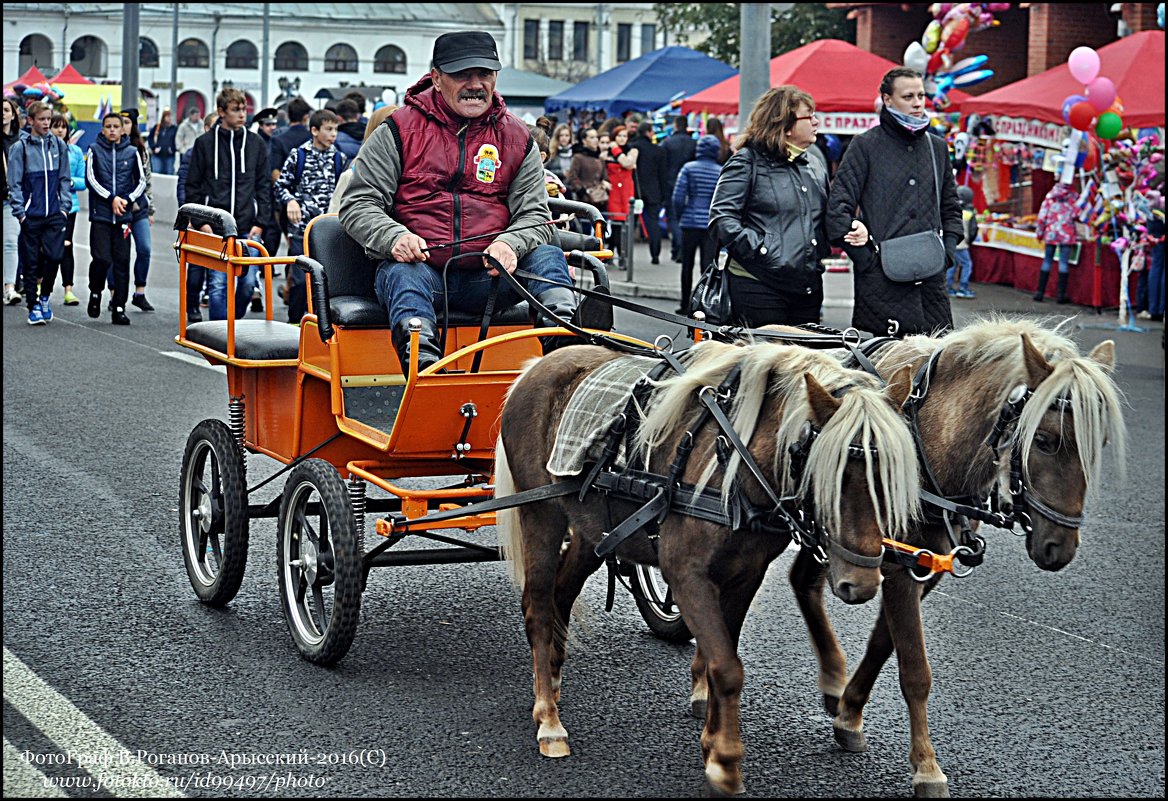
[
  {"left": 636, "top": 341, "right": 921, "bottom": 537},
  {"left": 872, "top": 315, "right": 1127, "bottom": 501}
]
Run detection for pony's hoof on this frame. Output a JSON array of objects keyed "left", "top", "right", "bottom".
[
  {"left": 913, "top": 779, "right": 950, "bottom": 798},
  {"left": 538, "top": 737, "right": 570, "bottom": 758},
  {"left": 822, "top": 693, "right": 839, "bottom": 716},
  {"left": 833, "top": 723, "right": 868, "bottom": 753},
  {"left": 691, "top": 698, "right": 708, "bottom": 721},
  {"left": 701, "top": 774, "right": 744, "bottom": 797}
]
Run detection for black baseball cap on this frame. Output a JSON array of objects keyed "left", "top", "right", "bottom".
[
  {"left": 119, "top": 107, "right": 139, "bottom": 124},
  {"left": 431, "top": 31, "right": 502, "bottom": 73}
]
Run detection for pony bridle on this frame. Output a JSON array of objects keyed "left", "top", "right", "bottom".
[{"left": 986, "top": 385, "right": 1084, "bottom": 534}]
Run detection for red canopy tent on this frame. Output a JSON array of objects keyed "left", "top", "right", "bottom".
[
  {"left": 3, "top": 65, "right": 50, "bottom": 94},
  {"left": 962, "top": 30, "right": 1165, "bottom": 128},
  {"left": 680, "top": 39, "right": 971, "bottom": 124},
  {"left": 49, "top": 64, "right": 94, "bottom": 85}
]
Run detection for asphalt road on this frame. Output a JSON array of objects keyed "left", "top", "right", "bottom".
[{"left": 3, "top": 216, "right": 1164, "bottom": 798}]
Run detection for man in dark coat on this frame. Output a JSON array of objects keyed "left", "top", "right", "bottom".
[
  {"left": 660, "top": 115, "right": 696, "bottom": 262},
  {"left": 627, "top": 121, "right": 670, "bottom": 264},
  {"left": 827, "top": 67, "right": 962, "bottom": 337}
]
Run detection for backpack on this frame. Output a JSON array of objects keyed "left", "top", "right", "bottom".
[{"left": 294, "top": 146, "right": 344, "bottom": 184}]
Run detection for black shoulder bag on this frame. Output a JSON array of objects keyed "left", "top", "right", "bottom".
[
  {"left": 875, "top": 137, "right": 947, "bottom": 283},
  {"left": 689, "top": 150, "right": 757, "bottom": 324}
]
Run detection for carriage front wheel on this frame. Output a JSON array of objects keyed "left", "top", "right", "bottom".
[
  {"left": 276, "top": 459, "right": 363, "bottom": 665},
  {"left": 628, "top": 563, "right": 693, "bottom": 643},
  {"left": 180, "top": 419, "right": 249, "bottom": 606}
]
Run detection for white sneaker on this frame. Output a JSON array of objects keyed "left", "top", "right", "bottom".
[
  {"left": 1136, "top": 310, "right": 1153, "bottom": 320},
  {"left": 4, "top": 286, "right": 22, "bottom": 305}
]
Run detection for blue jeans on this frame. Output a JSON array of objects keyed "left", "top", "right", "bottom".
[
  {"left": 375, "top": 244, "right": 571, "bottom": 328},
  {"left": 208, "top": 245, "right": 260, "bottom": 321},
  {"left": 946, "top": 249, "right": 973, "bottom": 291},
  {"left": 152, "top": 154, "right": 175, "bottom": 175},
  {"left": 107, "top": 215, "right": 152, "bottom": 289},
  {"left": 1040, "top": 243, "right": 1071, "bottom": 274}
]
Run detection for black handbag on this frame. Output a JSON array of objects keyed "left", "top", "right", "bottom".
[
  {"left": 690, "top": 251, "right": 732, "bottom": 324},
  {"left": 876, "top": 139, "right": 947, "bottom": 283}
]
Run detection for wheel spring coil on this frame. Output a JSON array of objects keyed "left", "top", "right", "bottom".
[
  {"left": 228, "top": 396, "right": 246, "bottom": 478},
  {"left": 347, "top": 478, "right": 366, "bottom": 534}
]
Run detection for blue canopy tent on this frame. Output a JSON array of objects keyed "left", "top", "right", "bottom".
[{"left": 544, "top": 46, "right": 737, "bottom": 117}]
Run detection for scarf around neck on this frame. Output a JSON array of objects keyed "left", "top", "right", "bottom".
[{"left": 886, "top": 106, "right": 931, "bottom": 134}]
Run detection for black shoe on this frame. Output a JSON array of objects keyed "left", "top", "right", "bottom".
[
  {"left": 111, "top": 308, "right": 131, "bottom": 325},
  {"left": 651, "top": 258, "right": 660, "bottom": 265},
  {"left": 131, "top": 293, "right": 155, "bottom": 312},
  {"left": 187, "top": 309, "right": 203, "bottom": 324},
  {"left": 87, "top": 292, "right": 101, "bottom": 319},
  {"left": 251, "top": 291, "right": 263, "bottom": 313}
]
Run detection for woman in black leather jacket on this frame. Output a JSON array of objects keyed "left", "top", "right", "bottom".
[{"left": 709, "top": 86, "right": 849, "bottom": 326}]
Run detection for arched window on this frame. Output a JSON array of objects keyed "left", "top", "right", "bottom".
[
  {"left": 374, "top": 44, "right": 407, "bottom": 74},
  {"left": 324, "top": 43, "right": 359, "bottom": 73},
  {"left": 177, "top": 37, "right": 210, "bottom": 68},
  {"left": 139, "top": 37, "right": 160, "bottom": 68},
  {"left": 226, "top": 40, "right": 258, "bottom": 70},
  {"left": 19, "top": 34, "right": 54, "bottom": 73},
  {"left": 275, "top": 42, "right": 308, "bottom": 71},
  {"left": 70, "top": 35, "right": 109, "bottom": 77}
]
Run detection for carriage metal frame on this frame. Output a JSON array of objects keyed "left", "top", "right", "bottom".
[{"left": 172, "top": 199, "right": 693, "bottom": 664}]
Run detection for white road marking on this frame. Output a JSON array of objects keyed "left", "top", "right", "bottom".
[
  {"left": 3, "top": 738, "right": 66, "bottom": 797},
  {"left": 3, "top": 648, "right": 186, "bottom": 797},
  {"left": 160, "top": 350, "right": 227, "bottom": 372}
]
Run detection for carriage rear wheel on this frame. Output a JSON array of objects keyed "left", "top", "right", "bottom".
[
  {"left": 628, "top": 564, "right": 693, "bottom": 643},
  {"left": 276, "top": 459, "right": 363, "bottom": 665},
  {"left": 180, "top": 419, "right": 249, "bottom": 606}
]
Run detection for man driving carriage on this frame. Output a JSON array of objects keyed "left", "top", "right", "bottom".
[{"left": 338, "top": 31, "right": 579, "bottom": 372}]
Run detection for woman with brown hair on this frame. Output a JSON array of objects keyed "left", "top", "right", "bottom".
[
  {"left": 566, "top": 127, "right": 609, "bottom": 210},
  {"left": 704, "top": 116, "right": 732, "bottom": 165},
  {"left": 708, "top": 85, "right": 847, "bottom": 327}
]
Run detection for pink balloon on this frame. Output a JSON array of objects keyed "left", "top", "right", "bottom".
[
  {"left": 1086, "top": 76, "right": 1116, "bottom": 112},
  {"left": 1067, "top": 46, "right": 1100, "bottom": 84}
]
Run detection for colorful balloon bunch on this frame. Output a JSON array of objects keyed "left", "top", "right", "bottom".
[
  {"left": 10, "top": 81, "right": 66, "bottom": 104},
  {"left": 903, "top": 3, "right": 1010, "bottom": 110},
  {"left": 1063, "top": 46, "right": 1125, "bottom": 140}
]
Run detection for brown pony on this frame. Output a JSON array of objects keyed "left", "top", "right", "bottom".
[
  {"left": 789, "top": 316, "right": 1127, "bottom": 798},
  {"left": 496, "top": 340, "right": 922, "bottom": 795}
]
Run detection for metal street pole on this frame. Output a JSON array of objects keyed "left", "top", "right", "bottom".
[
  {"left": 170, "top": 3, "right": 179, "bottom": 115},
  {"left": 121, "top": 2, "right": 140, "bottom": 118},
  {"left": 262, "top": 4, "right": 271, "bottom": 106},
  {"left": 738, "top": 3, "right": 771, "bottom": 123}
]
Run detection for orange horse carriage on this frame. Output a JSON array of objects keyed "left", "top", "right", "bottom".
[{"left": 173, "top": 198, "right": 649, "bottom": 665}]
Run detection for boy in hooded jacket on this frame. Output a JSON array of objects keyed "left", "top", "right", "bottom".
[
  {"left": 185, "top": 87, "right": 272, "bottom": 321},
  {"left": 7, "top": 101, "right": 72, "bottom": 324},
  {"left": 85, "top": 112, "right": 147, "bottom": 325}
]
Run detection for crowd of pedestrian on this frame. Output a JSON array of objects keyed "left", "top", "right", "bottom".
[{"left": 5, "top": 54, "right": 1163, "bottom": 340}]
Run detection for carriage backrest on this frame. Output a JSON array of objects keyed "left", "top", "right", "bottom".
[{"left": 305, "top": 214, "right": 382, "bottom": 301}]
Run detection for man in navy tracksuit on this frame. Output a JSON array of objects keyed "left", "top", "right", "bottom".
[
  {"left": 85, "top": 112, "right": 147, "bottom": 325},
  {"left": 6, "top": 101, "right": 71, "bottom": 325}
]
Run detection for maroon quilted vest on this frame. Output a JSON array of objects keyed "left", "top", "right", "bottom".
[{"left": 389, "top": 76, "right": 532, "bottom": 268}]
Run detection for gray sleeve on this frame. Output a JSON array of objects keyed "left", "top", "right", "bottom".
[
  {"left": 495, "top": 143, "right": 553, "bottom": 258},
  {"left": 337, "top": 123, "right": 409, "bottom": 260}
]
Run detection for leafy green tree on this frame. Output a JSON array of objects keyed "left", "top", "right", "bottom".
[{"left": 655, "top": 3, "right": 854, "bottom": 67}]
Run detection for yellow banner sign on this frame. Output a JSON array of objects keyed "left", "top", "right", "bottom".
[{"left": 975, "top": 224, "right": 1080, "bottom": 264}]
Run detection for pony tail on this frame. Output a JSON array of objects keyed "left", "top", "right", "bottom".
[{"left": 495, "top": 437, "right": 525, "bottom": 589}]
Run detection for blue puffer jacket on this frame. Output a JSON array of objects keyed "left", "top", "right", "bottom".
[
  {"left": 672, "top": 135, "right": 723, "bottom": 230},
  {"left": 7, "top": 129, "right": 72, "bottom": 221},
  {"left": 67, "top": 141, "right": 85, "bottom": 214},
  {"left": 85, "top": 133, "right": 147, "bottom": 223}
]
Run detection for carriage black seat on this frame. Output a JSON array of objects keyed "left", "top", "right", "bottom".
[
  {"left": 185, "top": 320, "right": 301, "bottom": 361},
  {"left": 304, "top": 214, "right": 530, "bottom": 327}
]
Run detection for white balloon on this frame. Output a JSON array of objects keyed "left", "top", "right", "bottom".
[{"left": 904, "top": 41, "right": 929, "bottom": 74}]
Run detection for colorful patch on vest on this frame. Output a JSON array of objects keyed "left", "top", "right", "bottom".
[{"left": 473, "top": 144, "right": 501, "bottom": 184}]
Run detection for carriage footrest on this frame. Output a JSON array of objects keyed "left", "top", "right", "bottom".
[{"left": 342, "top": 384, "right": 405, "bottom": 433}]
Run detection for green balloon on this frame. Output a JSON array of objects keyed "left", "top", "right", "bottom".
[{"left": 1095, "top": 111, "right": 1123, "bottom": 140}]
